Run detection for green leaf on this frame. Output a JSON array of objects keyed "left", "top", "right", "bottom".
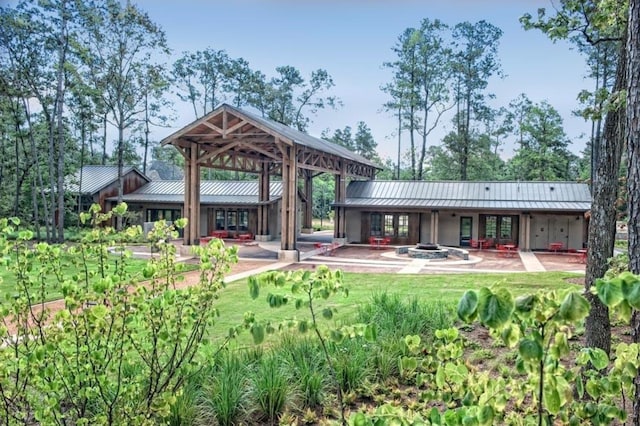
[
  {"left": 478, "top": 287, "right": 514, "bottom": 329},
  {"left": 559, "top": 292, "right": 590, "bottom": 322},
  {"left": 518, "top": 338, "right": 543, "bottom": 362},
  {"left": 251, "top": 324, "right": 265, "bottom": 344},
  {"left": 364, "top": 324, "right": 377, "bottom": 342},
  {"left": 298, "top": 320, "right": 308, "bottom": 333},
  {"left": 404, "top": 335, "right": 421, "bottom": 352},
  {"left": 588, "top": 348, "right": 609, "bottom": 371},
  {"left": 322, "top": 308, "right": 333, "bottom": 319},
  {"left": 330, "top": 329, "right": 344, "bottom": 343},
  {"left": 621, "top": 274, "right": 640, "bottom": 309},
  {"left": 248, "top": 276, "right": 260, "bottom": 299},
  {"left": 457, "top": 290, "right": 478, "bottom": 322},
  {"left": 617, "top": 300, "right": 633, "bottom": 322},
  {"left": 544, "top": 387, "right": 561, "bottom": 415},
  {"left": 90, "top": 304, "right": 109, "bottom": 320},
  {"left": 515, "top": 294, "right": 536, "bottom": 313},
  {"left": 477, "top": 405, "right": 494, "bottom": 426},
  {"left": 596, "top": 277, "right": 623, "bottom": 307}
]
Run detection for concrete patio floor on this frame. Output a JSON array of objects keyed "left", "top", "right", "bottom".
[{"left": 214, "top": 232, "right": 588, "bottom": 279}]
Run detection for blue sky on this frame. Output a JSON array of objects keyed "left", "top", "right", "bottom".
[{"left": 140, "top": 1, "right": 594, "bottom": 161}]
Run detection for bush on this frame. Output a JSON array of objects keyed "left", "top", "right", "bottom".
[{"left": 0, "top": 204, "right": 239, "bottom": 425}]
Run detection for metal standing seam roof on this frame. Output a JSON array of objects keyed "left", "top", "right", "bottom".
[
  {"left": 66, "top": 165, "right": 148, "bottom": 194},
  {"left": 111, "top": 180, "right": 284, "bottom": 205},
  {"left": 341, "top": 181, "right": 591, "bottom": 211}
]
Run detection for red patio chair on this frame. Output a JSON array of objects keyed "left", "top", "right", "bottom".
[{"left": 470, "top": 239, "right": 478, "bottom": 249}]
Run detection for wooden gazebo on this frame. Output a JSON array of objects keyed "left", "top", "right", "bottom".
[{"left": 160, "top": 104, "right": 379, "bottom": 261}]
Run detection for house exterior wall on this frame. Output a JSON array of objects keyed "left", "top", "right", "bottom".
[
  {"left": 438, "top": 214, "right": 460, "bottom": 246},
  {"left": 347, "top": 208, "right": 586, "bottom": 250},
  {"left": 97, "top": 172, "right": 148, "bottom": 211},
  {"left": 345, "top": 209, "right": 361, "bottom": 243},
  {"left": 529, "top": 213, "right": 585, "bottom": 250},
  {"left": 420, "top": 212, "right": 432, "bottom": 243}
]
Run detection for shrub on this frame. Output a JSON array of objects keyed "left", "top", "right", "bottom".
[{"left": 0, "top": 204, "right": 239, "bottom": 424}]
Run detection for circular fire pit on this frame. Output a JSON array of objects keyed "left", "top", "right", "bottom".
[{"left": 408, "top": 243, "right": 449, "bottom": 260}]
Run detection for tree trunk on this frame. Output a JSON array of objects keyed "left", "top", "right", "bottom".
[
  {"left": 55, "top": 16, "right": 68, "bottom": 242},
  {"left": 396, "top": 106, "right": 402, "bottom": 180},
  {"left": 116, "top": 109, "right": 124, "bottom": 231},
  {"left": 143, "top": 92, "right": 149, "bottom": 174},
  {"left": 625, "top": 1, "right": 640, "bottom": 424},
  {"left": 22, "top": 98, "right": 50, "bottom": 241},
  {"left": 46, "top": 111, "right": 57, "bottom": 243},
  {"left": 584, "top": 27, "right": 627, "bottom": 356},
  {"left": 102, "top": 112, "right": 107, "bottom": 165}
]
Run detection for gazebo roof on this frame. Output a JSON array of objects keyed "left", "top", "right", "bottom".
[{"left": 161, "top": 104, "right": 379, "bottom": 178}]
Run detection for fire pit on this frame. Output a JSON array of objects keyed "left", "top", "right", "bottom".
[{"left": 408, "top": 243, "right": 449, "bottom": 260}]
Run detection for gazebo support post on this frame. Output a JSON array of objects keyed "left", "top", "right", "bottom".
[
  {"left": 279, "top": 145, "right": 299, "bottom": 261},
  {"left": 256, "top": 162, "right": 271, "bottom": 241},
  {"left": 301, "top": 171, "right": 314, "bottom": 234}
]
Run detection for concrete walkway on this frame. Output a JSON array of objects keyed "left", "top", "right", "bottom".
[{"left": 517, "top": 251, "right": 547, "bottom": 272}]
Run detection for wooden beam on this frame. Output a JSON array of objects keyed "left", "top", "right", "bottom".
[
  {"left": 224, "top": 119, "right": 248, "bottom": 136},
  {"left": 197, "top": 140, "right": 242, "bottom": 164},
  {"left": 201, "top": 121, "right": 224, "bottom": 134}
]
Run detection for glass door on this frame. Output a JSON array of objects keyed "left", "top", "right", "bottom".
[{"left": 460, "top": 217, "right": 472, "bottom": 247}]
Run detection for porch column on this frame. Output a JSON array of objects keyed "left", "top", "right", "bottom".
[
  {"left": 183, "top": 146, "right": 201, "bottom": 246},
  {"left": 279, "top": 144, "right": 298, "bottom": 261},
  {"left": 256, "top": 162, "right": 271, "bottom": 241},
  {"left": 431, "top": 210, "right": 439, "bottom": 244},
  {"left": 521, "top": 213, "right": 531, "bottom": 250},
  {"left": 334, "top": 163, "right": 347, "bottom": 240},
  {"left": 301, "top": 170, "right": 314, "bottom": 234}
]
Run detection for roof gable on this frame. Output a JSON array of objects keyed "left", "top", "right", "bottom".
[{"left": 66, "top": 165, "right": 150, "bottom": 195}]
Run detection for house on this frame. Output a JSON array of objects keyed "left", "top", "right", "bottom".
[
  {"left": 113, "top": 179, "right": 306, "bottom": 238},
  {"left": 339, "top": 180, "right": 591, "bottom": 251},
  {"left": 66, "top": 165, "right": 150, "bottom": 213},
  {"left": 69, "top": 173, "right": 591, "bottom": 253}
]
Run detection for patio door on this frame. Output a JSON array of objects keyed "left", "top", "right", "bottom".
[{"left": 460, "top": 217, "right": 472, "bottom": 247}]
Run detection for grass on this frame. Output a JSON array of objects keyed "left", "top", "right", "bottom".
[
  {"left": 207, "top": 270, "right": 583, "bottom": 347},
  {"left": 0, "top": 249, "right": 198, "bottom": 303}
]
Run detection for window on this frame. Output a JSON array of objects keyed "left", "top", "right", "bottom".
[
  {"left": 484, "top": 215, "right": 497, "bottom": 238},
  {"left": 216, "top": 209, "right": 250, "bottom": 232},
  {"left": 215, "top": 210, "right": 225, "bottom": 230},
  {"left": 227, "top": 211, "right": 237, "bottom": 231},
  {"left": 500, "top": 216, "right": 512, "bottom": 240},
  {"left": 146, "top": 209, "right": 180, "bottom": 223},
  {"left": 384, "top": 214, "right": 394, "bottom": 236},
  {"left": 238, "top": 210, "right": 249, "bottom": 231},
  {"left": 371, "top": 212, "right": 409, "bottom": 238},
  {"left": 397, "top": 214, "right": 408, "bottom": 237},
  {"left": 479, "top": 214, "right": 519, "bottom": 244},
  {"left": 371, "top": 213, "right": 382, "bottom": 236}
]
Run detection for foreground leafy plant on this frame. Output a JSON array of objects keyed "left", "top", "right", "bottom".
[
  {"left": 0, "top": 204, "right": 238, "bottom": 425},
  {"left": 247, "top": 266, "right": 376, "bottom": 425}
]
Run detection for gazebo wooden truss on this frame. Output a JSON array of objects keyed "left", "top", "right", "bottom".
[{"left": 161, "top": 104, "right": 379, "bottom": 260}]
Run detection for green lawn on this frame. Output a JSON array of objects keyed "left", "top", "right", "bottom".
[
  {"left": 209, "top": 270, "right": 583, "bottom": 347},
  {"left": 0, "top": 252, "right": 198, "bottom": 303}
]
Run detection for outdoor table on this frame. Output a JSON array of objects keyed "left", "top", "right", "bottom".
[
  {"left": 504, "top": 244, "right": 516, "bottom": 258},
  {"left": 577, "top": 249, "right": 587, "bottom": 263},
  {"left": 549, "top": 242, "right": 563, "bottom": 253},
  {"left": 373, "top": 237, "right": 384, "bottom": 249},
  {"left": 238, "top": 233, "right": 253, "bottom": 242},
  {"left": 211, "top": 230, "right": 228, "bottom": 239},
  {"left": 477, "top": 239, "right": 487, "bottom": 250}
]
